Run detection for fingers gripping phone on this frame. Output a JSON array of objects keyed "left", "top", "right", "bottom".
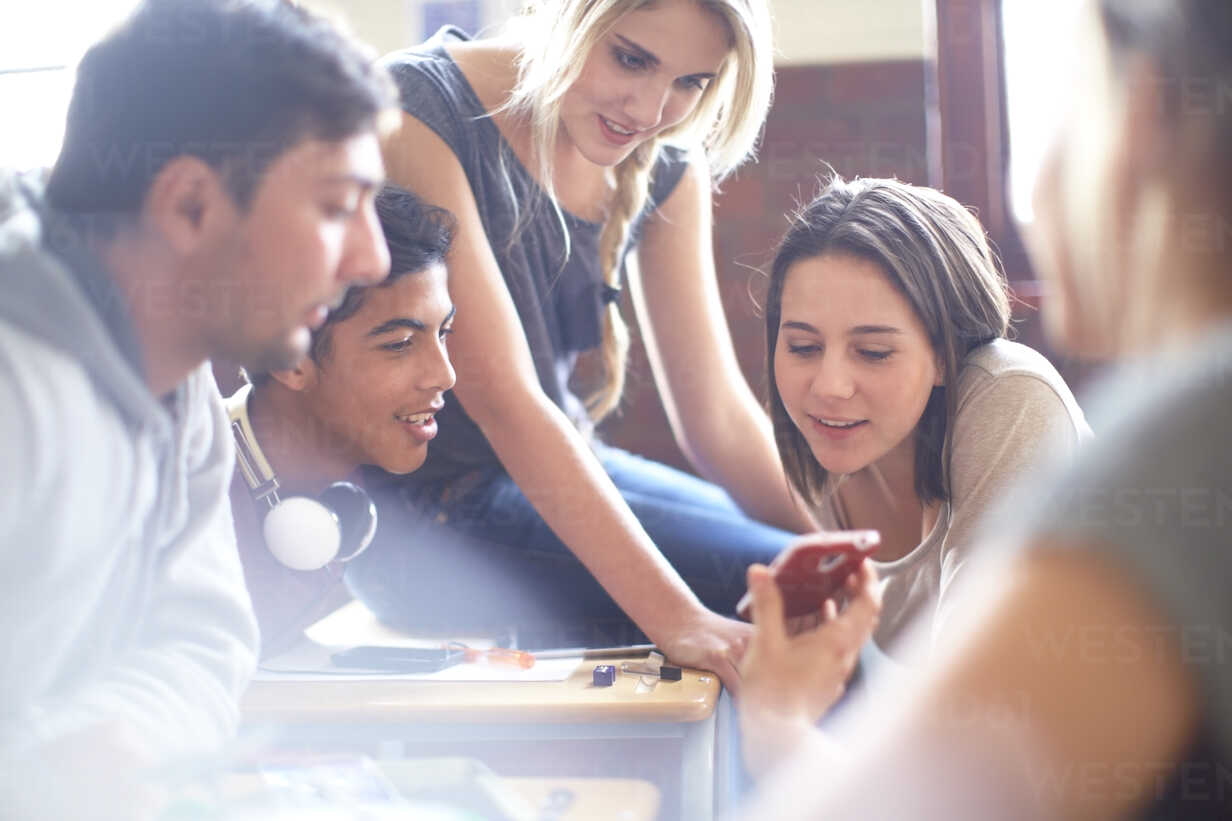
[{"left": 736, "top": 530, "right": 880, "bottom": 621}]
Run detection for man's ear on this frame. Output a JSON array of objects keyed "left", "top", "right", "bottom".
[
  {"left": 269, "top": 356, "right": 318, "bottom": 393},
  {"left": 142, "top": 156, "right": 236, "bottom": 255}
]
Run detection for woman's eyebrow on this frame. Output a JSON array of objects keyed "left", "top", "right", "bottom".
[
  {"left": 613, "top": 33, "right": 717, "bottom": 82},
  {"left": 613, "top": 34, "right": 660, "bottom": 67},
  {"left": 779, "top": 321, "right": 904, "bottom": 336}
]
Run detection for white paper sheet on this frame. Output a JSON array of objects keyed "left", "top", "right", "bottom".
[
  {"left": 254, "top": 650, "right": 584, "bottom": 682},
  {"left": 303, "top": 600, "right": 504, "bottom": 651},
  {"left": 256, "top": 602, "right": 583, "bottom": 682}
]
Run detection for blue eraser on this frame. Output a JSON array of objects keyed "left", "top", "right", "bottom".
[{"left": 592, "top": 664, "right": 617, "bottom": 687}]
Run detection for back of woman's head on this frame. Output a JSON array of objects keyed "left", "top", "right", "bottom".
[
  {"left": 509, "top": 0, "right": 774, "bottom": 420},
  {"left": 1098, "top": 0, "right": 1232, "bottom": 192},
  {"left": 766, "top": 177, "right": 1011, "bottom": 506},
  {"left": 1038, "top": 0, "right": 1232, "bottom": 355}
]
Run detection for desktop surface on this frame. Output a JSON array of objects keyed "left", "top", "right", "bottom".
[{"left": 242, "top": 654, "right": 720, "bottom": 724}]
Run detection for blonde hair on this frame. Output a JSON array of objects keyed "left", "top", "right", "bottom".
[{"left": 505, "top": 0, "right": 774, "bottom": 420}]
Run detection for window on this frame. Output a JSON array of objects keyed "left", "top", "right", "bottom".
[
  {"left": 931, "top": 0, "right": 1096, "bottom": 380},
  {"left": 0, "top": 1, "right": 140, "bottom": 172},
  {"left": 1001, "top": 0, "right": 1085, "bottom": 223}
]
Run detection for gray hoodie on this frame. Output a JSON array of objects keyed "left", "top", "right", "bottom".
[{"left": 0, "top": 170, "right": 258, "bottom": 760}]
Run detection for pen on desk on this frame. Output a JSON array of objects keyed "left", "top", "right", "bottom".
[
  {"left": 620, "top": 661, "right": 682, "bottom": 681},
  {"left": 533, "top": 644, "right": 658, "bottom": 660},
  {"left": 446, "top": 642, "right": 536, "bottom": 669}
]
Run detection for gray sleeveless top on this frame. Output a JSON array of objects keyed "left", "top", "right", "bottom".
[{"left": 379, "top": 26, "right": 690, "bottom": 486}]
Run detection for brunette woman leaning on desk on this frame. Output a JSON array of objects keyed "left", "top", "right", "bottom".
[
  {"left": 738, "top": 1, "right": 1232, "bottom": 817},
  {"left": 760, "top": 177, "right": 1089, "bottom": 665}
]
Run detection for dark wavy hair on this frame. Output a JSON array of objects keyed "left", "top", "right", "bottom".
[
  {"left": 765, "top": 177, "right": 1011, "bottom": 508},
  {"left": 46, "top": 0, "right": 396, "bottom": 214},
  {"left": 242, "top": 186, "right": 454, "bottom": 386},
  {"left": 308, "top": 186, "right": 455, "bottom": 365}
]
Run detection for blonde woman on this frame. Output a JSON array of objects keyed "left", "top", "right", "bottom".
[
  {"left": 347, "top": 0, "right": 805, "bottom": 683},
  {"left": 738, "top": 0, "right": 1232, "bottom": 816}
]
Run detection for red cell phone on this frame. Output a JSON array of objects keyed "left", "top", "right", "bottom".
[{"left": 736, "top": 530, "right": 880, "bottom": 621}]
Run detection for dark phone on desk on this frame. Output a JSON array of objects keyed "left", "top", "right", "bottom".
[
  {"left": 330, "top": 645, "right": 464, "bottom": 672},
  {"left": 736, "top": 530, "right": 880, "bottom": 621}
]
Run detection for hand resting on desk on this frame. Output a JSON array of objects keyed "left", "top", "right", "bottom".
[{"left": 648, "top": 608, "right": 752, "bottom": 697}]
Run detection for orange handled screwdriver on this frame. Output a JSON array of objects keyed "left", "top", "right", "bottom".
[{"left": 446, "top": 643, "right": 536, "bottom": 669}]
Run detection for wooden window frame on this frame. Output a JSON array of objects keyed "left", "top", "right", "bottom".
[{"left": 928, "top": 0, "right": 1038, "bottom": 296}]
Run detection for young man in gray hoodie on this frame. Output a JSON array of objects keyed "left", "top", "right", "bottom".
[{"left": 0, "top": 1, "right": 394, "bottom": 815}]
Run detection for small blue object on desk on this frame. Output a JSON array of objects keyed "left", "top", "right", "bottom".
[{"left": 592, "top": 664, "right": 617, "bottom": 687}]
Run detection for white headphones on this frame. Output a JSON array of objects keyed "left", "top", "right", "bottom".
[{"left": 225, "top": 383, "right": 377, "bottom": 571}]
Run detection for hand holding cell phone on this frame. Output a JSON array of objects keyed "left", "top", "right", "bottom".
[
  {"left": 736, "top": 530, "right": 881, "bottom": 621},
  {"left": 736, "top": 558, "right": 881, "bottom": 777}
]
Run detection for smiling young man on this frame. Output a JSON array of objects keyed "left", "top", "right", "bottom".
[
  {"left": 0, "top": 1, "right": 394, "bottom": 816},
  {"left": 227, "top": 187, "right": 456, "bottom": 659}
]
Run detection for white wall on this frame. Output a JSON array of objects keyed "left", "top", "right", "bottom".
[
  {"left": 774, "top": 0, "right": 930, "bottom": 64},
  {"left": 0, "top": 0, "right": 930, "bottom": 172},
  {"left": 300, "top": 0, "right": 930, "bottom": 65},
  {"left": 298, "top": 0, "right": 519, "bottom": 58}
]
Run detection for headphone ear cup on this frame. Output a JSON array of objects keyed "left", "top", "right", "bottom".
[
  {"left": 317, "top": 481, "right": 378, "bottom": 562},
  {"left": 262, "top": 497, "right": 342, "bottom": 571}
]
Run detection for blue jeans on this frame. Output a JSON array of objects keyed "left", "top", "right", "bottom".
[{"left": 345, "top": 447, "right": 793, "bottom": 648}]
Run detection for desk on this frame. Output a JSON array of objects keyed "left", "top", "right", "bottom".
[
  {"left": 243, "top": 657, "right": 723, "bottom": 819},
  {"left": 495, "top": 776, "right": 661, "bottom": 820},
  {"left": 216, "top": 761, "right": 660, "bottom": 820}
]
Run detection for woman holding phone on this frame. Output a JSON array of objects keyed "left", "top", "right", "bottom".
[
  {"left": 739, "top": 2, "right": 1232, "bottom": 816},
  {"left": 347, "top": 0, "right": 805, "bottom": 684},
  {"left": 762, "top": 176, "right": 1090, "bottom": 661}
]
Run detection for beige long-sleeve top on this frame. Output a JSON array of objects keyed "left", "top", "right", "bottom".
[{"left": 815, "top": 339, "right": 1092, "bottom": 661}]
